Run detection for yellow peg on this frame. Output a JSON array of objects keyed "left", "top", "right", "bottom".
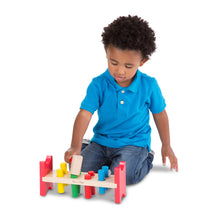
[
  {"left": 57, "top": 169, "right": 65, "bottom": 193},
  {"left": 60, "top": 162, "right": 68, "bottom": 174},
  {"left": 60, "top": 162, "right": 68, "bottom": 186}
]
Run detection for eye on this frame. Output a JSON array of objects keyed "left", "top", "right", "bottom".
[
  {"left": 125, "top": 65, "right": 133, "bottom": 69},
  {"left": 111, "top": 62, "right": 118, "bottom": 66}
]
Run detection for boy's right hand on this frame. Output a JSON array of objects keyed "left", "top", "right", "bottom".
[{"left": 64, "top": 147, "right": 81, "bottom": 163}]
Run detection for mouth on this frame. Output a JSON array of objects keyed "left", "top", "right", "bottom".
[{"left": 114, "top": 75, "right": 125, "bottom": 82}]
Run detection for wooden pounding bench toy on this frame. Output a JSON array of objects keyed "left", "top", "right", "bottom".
[{"left": 39, "top": 155, "right": 126, "bottom": 204}]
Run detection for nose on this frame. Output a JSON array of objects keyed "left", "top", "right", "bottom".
[{"left": 116, "top": 65, "right": 126, "bottom": 75}]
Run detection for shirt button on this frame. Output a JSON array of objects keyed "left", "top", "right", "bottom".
[
  {"left": 121, "top": 90, "right": 125, "bottom": 93},
  {"left": 120, "top": 100, "right": 124, "bottom": 105}
]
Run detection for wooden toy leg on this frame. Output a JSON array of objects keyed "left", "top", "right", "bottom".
[
  {"left": 114, "top": 161, "right": 126, "bottom": 204},
  {"left": 40, "top": 156, "right": 53, "bottom": 196},
  {"left": 120, "top": 162, "right": 126, "bottom": 197}
]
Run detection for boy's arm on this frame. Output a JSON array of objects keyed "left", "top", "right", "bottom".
[
  {"left": 152, "top": 109, "right": 178, "bottom": 171},
  {"left": 64, "top": 109, "right": 92, "bottom": 163}
]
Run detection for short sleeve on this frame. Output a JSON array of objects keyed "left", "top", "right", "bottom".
[
  {"left": 80, "top": 80, "right": 100, "bottom": 114},
  {"left": 149, "top": 78, "right": 166, "bottom": 114}
]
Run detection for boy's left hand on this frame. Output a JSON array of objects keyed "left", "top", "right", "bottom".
[{"left": 161, "top": 145, "right": 178, "bottom": 171}]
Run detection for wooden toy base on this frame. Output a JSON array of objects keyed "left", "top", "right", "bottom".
[
  {"left": 40, "top": 156, "right": 126, "bottom": 204},
  {"left": 43, "top": 171, "right": 117, "bottom": 188}
]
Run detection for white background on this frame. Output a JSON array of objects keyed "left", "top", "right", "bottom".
[{"left": 1, "top": 0, "right": 220, "bottom": 219}]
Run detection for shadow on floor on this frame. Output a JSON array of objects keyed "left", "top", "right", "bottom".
[{"left": 152, "top": 164, "right": 171, "bottom": 172}]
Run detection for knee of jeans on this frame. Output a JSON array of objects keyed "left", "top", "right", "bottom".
[
  {"left": 110, "top": 166, "right": 136, "bottom": 185},
  {"left": 126, "top": 173, "right": 142, "bottom": 185},
  {"left": 126, "top": 175, "right": 136, "bottom": 185}
]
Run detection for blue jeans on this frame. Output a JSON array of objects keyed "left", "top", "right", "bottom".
[{"left": 80, "top": 142, "right": 154, "bottom": 185}]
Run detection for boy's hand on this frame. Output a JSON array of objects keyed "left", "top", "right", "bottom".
[
  {"left": 64, "top": 147, "right": 81, "bottom": 163},
  {"left": 161, "top": 145, "right": 178, "bottom": 171}
]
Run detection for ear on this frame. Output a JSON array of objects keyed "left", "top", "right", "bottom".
[{"left": 140, "top": 57, "right": 149, "bottom": 66}]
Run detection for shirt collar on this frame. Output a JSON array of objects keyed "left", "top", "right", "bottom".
[{"left": 104, "top": 68, "right": 141, "bottom": 93}]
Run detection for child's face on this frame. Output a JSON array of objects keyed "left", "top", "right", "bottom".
[{"left": 105, "top": 45, "right": 148, "bottom": 87}]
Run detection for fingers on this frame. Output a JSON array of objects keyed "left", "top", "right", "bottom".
[
  {"left": 162, "top": 146, "right": 178, "bottom": 172},
  {"left": 66, "top": 154, "right": 72, "bottom": 163},
  {"left": 162, "top": 150, "right": 178, "bottom": 172},
  {"left": 64, "top": 152, "right": 69, "bottom": 163},
  {"left": 64, "top": 150, "right": 73, "bottom": 163},
  {"left": 170, "top": 156, "right": 178, "bottom": 172},
  {"left": 161, "top": 148, "right": 166, "bottom": 166},
  {"left": 162, "top": 155, "right": 166, "bottom": 166},
  {"left": 175, "top": 162, "right": 179, "bottom": 172},
  {"left": 174, "top": 158, "right": 178, "bottom": 172},
  {"left": 64, "top": 148, "right": 82, "bottom": 163}
]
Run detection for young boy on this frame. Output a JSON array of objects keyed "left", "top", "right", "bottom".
[{"left": 64, "top": 15, "right": 178, "bottom": 185}]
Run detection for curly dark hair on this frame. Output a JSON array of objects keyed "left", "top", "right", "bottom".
[{"left": 102, "top": 15, "right": 156, "bottom": 59}]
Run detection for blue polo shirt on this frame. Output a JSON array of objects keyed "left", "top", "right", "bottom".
[{"left": 80, "top": 69, "right": 166, "bottom": 151}]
